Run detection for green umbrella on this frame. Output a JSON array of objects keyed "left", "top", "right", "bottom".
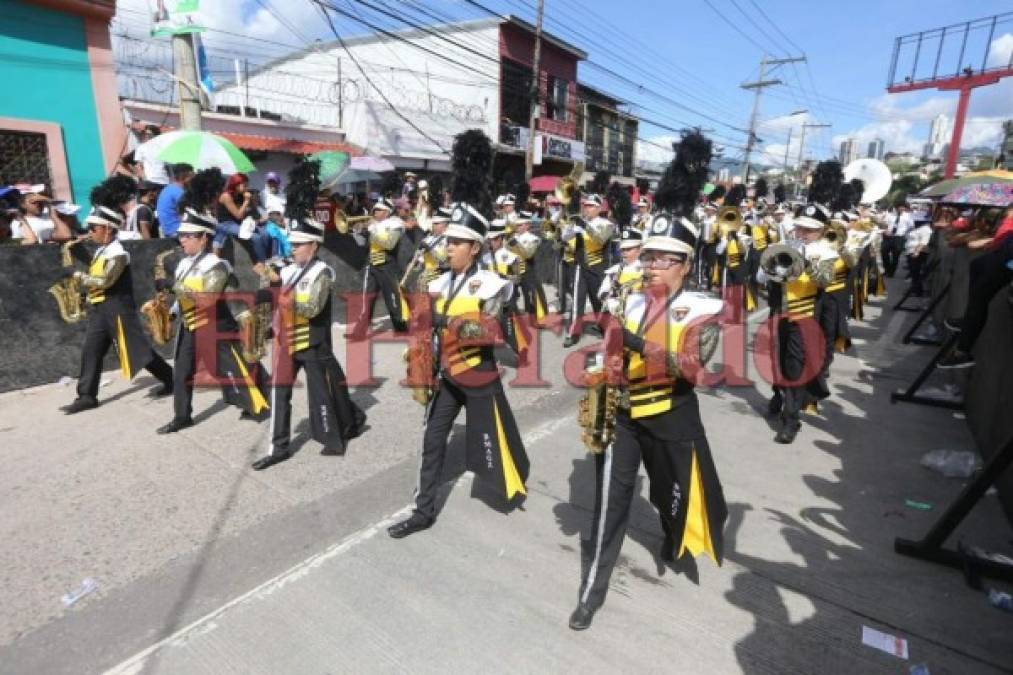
[
  {"left": 141, "top": 130, "right": 256, "bottom": 174},
  {"left": 309, "top": 151, "right": 351, "bottom": 185},
  {"left": 702, "top": 182, "right": 716, "bottom": 196}
]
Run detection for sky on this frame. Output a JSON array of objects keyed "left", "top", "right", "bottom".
[{"left": 113, "top": 0, "right": 1013, "bottom": 168}]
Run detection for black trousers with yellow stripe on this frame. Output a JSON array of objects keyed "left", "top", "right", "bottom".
[
  {"left": 267, "top": 342, "right": 366, "bottom": 452},
  {"left": 579, "top": 410, "right": 726, "bottom": 610},
  {"left": 567, "top": 263, "right": 605, "bottom": 338},
  {"left": 414, "top": 374, "right": 528, "bottom": 521},
  {"left": 518, "top": 268, "right": 548, "bottom": 324},
  {"left": 77, "top": 305, "right": 171, "bottom": 399},
  {"left": 358, "top": 263, "right": 408, "bottom": 333},
  {"left": 172, "top": 326, "right": 269, "bottom": 422},
  {"left": 775, "top": 317, "right": 830, "bottom": 427}
]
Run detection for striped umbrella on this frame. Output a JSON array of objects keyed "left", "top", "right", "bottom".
[{"left": 139, "top": 130, "right": 256, "bottom": 174}]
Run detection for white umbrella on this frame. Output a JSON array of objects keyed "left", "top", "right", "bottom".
[{"left": 137, "top": 130, "right": 256, "bottom": 174}]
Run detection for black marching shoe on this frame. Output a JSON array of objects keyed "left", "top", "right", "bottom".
[
  {"left": 251, "top": 449, "right": 292, "bottom": 470},
  {"left": 157, "top": 417, "right": 194, "bottom": 434},
  {"left": 62, "top": 396, "right": 99, "bottom": 415},
  {"left": 568, "top": 603, "right": 596, "bottom": 631},
  {"left": 149, "top": 382, "right": 173, "bottom": 398},
  {"left": 387, "top": 514, "right": 433, "bottom": 539},
  {"left": 774, "top": 419, "right": 801, "bottom": 444},
  {"left": 767, "top": 391, "right": 783, "bottom": 417}
]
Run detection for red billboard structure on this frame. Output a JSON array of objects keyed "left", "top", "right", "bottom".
[{"left": 887, "top": 12, "right": 1013, "bottom": 178}]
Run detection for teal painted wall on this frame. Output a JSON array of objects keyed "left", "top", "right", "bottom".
[{"left": 0, "top": 0, "right": 107, "bottom": 212}]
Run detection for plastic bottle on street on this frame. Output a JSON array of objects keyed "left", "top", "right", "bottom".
[{"left": 61, "top": 578, "right": 98, "bottom": 607}]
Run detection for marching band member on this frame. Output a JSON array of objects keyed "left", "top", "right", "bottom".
[
  {"left": 715, "top": 203, "right": 756, "bottom": 314},
  {"left": 698, "top": 202, "right": 719, "bottom": 291},
  {"left": 351, "top": 199, "right": 409, "bottom": 337},
  {"left": 486, "top": 219, "right": 529, "bottom": 359},
  {"left": 509, "top": 211, "right": 549, "bottom": 325},
  {"left": 759, "top": 204, "right": 837, "bottom": 445},
  {"left": 630, "top": 196, "right": 651, "bottom": 232},
  {"left": 570, "top": 130, "right": 727, "bottom": 629},
  {"left": 156, "top": 169, "right": 270, "bottom": 434},
  {"left": 252, "top": 160, "right": 367, "bottom": 470},
  {"left": 388, "top": 203, "right": 529, "bottom": 539},
  {"left": 62, "top": 177, "right": 174, "bottom": 414},
  {"left": 416, "top": 212, "right": 450, "bottom": 290},
  {"left": 597, "top": 227, "right": 644, "bottom": 311},
  {"left": 562, "top": 194, "right": 615, "bottom": 348}
]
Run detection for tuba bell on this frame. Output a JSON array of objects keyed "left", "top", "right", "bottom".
[
  {"left": 822, "top": 221, "right": 847, "bottom": 252},
  {"left": 760, "top": 242, "right": 805, "bottom": 281},
  {"left": 717, "top": 205, "right": 743, "bottom": 237}
]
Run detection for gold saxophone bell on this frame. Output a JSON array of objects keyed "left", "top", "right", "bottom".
[
  {"left": 822, "top": 221, "right": 847, "bottom": 251},
  {"left": 334, "top": 212, "right": 371, "bottom": 235},
  {"left": 49, "top": 239, "right": 87, "bottom": 324},
  {"left": 140, "top": 248, "right": 175, "bottom": 345}
]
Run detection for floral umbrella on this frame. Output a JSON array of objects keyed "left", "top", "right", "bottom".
[
  {"left": 940, "top": 182, "right": 1013, "bottom": 207},
  {"left": 919, "top": 170, "right": 1013, "bottom": 198}
]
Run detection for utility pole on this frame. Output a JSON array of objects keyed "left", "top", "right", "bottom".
[
  {"left": 524, "top": 0, "right": 545, "bottom": 182},
  {"left": 172, "top": 32, "right": 202, "bottom": 130},
  {"left": 741, "top": 55, "right": 805, "bottom": 183},
  {"left": 782, "top": 127, "right": 793, "bottom": 171}
]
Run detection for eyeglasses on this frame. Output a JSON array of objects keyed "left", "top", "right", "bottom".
[{"left": 640, "top": 255, "right": 686, "bottom": 269}]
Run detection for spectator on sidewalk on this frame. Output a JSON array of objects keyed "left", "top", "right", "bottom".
[
  {"left": 905, "top": 215, "right": 932, "bottom": 296},
  {"left": 214, "top": 173, "right": 269, "bottom": 262},
  {"left": 11, "top": 192, "right": 74, "bottom": 244},
  {"left": 123, "top": 181, "right": 160, "bottom": 239},
  {"left": 939, "top": 206, "right": 1013, "bottom": 370},
  {"left": 156, "top": 163, "right": 193, "bottom": 238},
  {"left": 131, "top": 125, "right": 170, "bottom": 186}
]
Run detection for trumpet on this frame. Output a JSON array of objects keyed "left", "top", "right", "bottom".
[{"left": 334, "top": 211, "right": 371, "bottom": 235}]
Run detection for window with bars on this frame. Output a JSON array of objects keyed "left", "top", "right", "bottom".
[
  {"left": 501, "top": 59, "right": 532, "bottom": 127},
  {"left": 546, "top": 76, "right": 568, "bottom": 122},
  {"left": 0, "top": 130, "right": 51, "bottom": 189}
]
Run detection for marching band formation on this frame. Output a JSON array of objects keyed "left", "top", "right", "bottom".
[{"left": 51, "top": 127, "right": 891, "bottom": 630}]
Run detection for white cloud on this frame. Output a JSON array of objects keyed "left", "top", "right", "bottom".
[{"left": 637, "top": 135, "right": 677, "bottom": 164}]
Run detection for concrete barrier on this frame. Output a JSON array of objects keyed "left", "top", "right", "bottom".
[
  {"left": 0, "top": 234, "right": 559, "bottom": 393},
  {"left": 964, "top": 285, "right": 1013, "bottom": 525}
]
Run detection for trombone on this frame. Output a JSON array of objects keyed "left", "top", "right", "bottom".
[{"left": 334, "top": 211, "right": 371, "bottom": 235}]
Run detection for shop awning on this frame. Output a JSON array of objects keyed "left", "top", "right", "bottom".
[
  {"left": 216, "top": 132, "right": 361, "bottom": 157},
  {"left": 529, "top": 175, "right": 560, "bottom": 192}
]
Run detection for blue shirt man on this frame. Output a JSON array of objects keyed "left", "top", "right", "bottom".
[{"left": 155, "top": 163, "right": 193, "bottom": 237}]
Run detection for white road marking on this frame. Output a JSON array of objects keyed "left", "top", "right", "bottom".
[{"left": 102, "top": 505, "right": 413, "bottom": 675}]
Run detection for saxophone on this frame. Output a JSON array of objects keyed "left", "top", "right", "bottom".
[
  {"left": 140, "top": 249, "right": 175, "bottom": 345},
  {"left": 242, "top": 260, "right": 278, "bottom": 362},
  {"left": 576, "top": 280, "right": 636, "bottom": 453},
  {"left": 48, "top": 239, "right": 87, "bottom": 323}
]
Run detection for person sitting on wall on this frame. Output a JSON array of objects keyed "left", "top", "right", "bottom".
[{"left": 213, "top": 173, "right": 270, "bottom": 263}]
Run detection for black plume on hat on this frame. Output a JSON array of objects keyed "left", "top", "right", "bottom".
[
  {"left": 809, "top": 160, "right": 844, "bottom": 206},
  {"left": 655, "top": 128, "right": 712, "bottom": 218},
  {"left": 709, "top": 184, "right": 726, "bottom": 202},
  {"left": 178, "top": 168, "right": 224, "bottom": 216},
  {"left": 754, "top": 177, "right": 769, "bottom": 201},
  {"left": 607, "top": 182, "right": 632, "bottom": 226},
  {"left": 450, "top": 129, "right": 493, "bottom": 217},
  {"left": 725, "top": 184, "right": 746, "bottom": 208},
  {"left": 773, "top": 183, "right": 786, "bottom": 204},
  {"left": 285, "top": 158, "right": 322, "bottom": 224}
]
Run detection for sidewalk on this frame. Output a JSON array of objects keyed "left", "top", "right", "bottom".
[{"left": 2, "top": 281, "right": 1012, "bottom": 674}]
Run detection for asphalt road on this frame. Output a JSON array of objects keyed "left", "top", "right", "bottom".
[{"left": 1, "top": 281, "right": 1011, "bottom": 674}]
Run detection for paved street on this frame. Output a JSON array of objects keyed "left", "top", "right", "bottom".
[{"left": 2, "top": 281, "right": 1011, "bottom": 674}]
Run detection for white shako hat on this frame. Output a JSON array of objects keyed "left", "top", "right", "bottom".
[
  {"left": 288, "top": 216, "right": 325, "bottom": 244},
  {"left": 445, "top": 202, "right": 489, "bottom": 243},
  {"left": 794, "top": 203, "right": 831, "bottom": 230},
  {"left": 85, "top": 205, "right": 124, "bottom": 229},
  {"left": 619, "top": 227, "right": 644, "bottom": 249},
  {"left": 642, "top": 212, "right": 699, "bottom": 259},
  {"left": 487, "top": 218, "right": 507, "bottom": 238},
  {"left": 372, "top": 198, "right": 394, "bottom": 214},
  {"left": 176, "top": 208, "right": 218, "bottom": 235}
]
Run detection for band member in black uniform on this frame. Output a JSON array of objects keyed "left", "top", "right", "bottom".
[
  {"left": 350, "top": 199, "right": 409, "bottom": 337},
  {"left": 562, "top": 194, "right": 615, "bottom": 348},
  {"left": 487, "top": 219, "right": 530, "bottom": 360},
  {"left": 62, "top": 176, "right": 174, "bottom": 414},
  {"left": 571, "top": 130, "right": 727, "bottom": 630},
  {"left": 509, "top": 212, "right": 549, "bottom": 326},
  {"left": 389, "top": 130, "right": 529, "bottom": 539},
  {"left": 758, "top": 203, "right": 837, "bottom": 444},
  {"left": 252, "top": 160, "right": 366, "bottom": 470},
  {"left": 156, "top": 169, "right": 270, "bottom": 434}
]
